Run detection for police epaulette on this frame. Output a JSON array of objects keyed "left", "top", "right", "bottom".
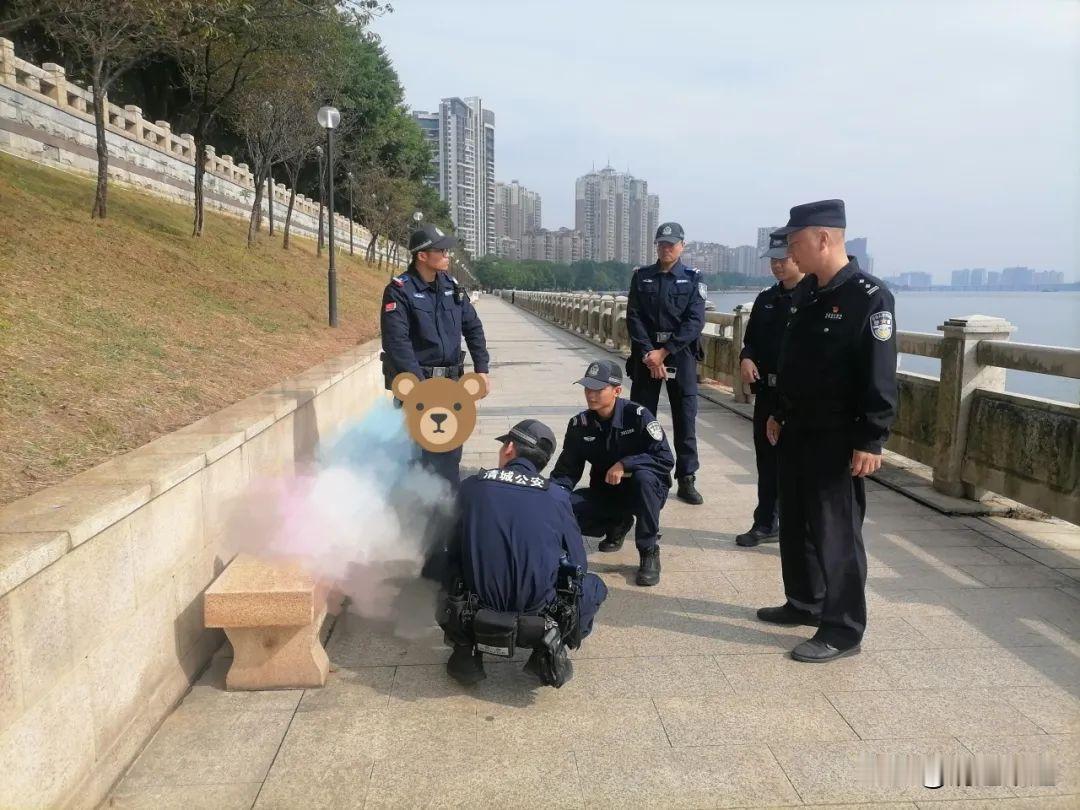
[
  {"left": 392, "top": 275, "right": 406, "bottom": 287},
  {"left": 478, "top": 468, "right": 550, "bottom": 489}
]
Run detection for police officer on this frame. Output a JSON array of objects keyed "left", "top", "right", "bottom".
[
  {"left": 735, "top": 230, "right": 804, "bottom": 547},
  {"left": 380, "top": 222, "right": 489, "bottom": 489},
  {"left": 625, "top": 222, "right": 707, "bottom": 505},
  {"left": 551, "top": 360, "right": 675, "bottom": 587},
  {"left": 440, "top": 419, "right": 608, "bottom": 685},
  {"left": 759, "top": 199, "right": 898, "bottom": 663}
]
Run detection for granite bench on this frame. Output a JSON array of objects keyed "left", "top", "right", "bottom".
[{"left": 204, "top": 553, "right": 330, "bottom": 690}]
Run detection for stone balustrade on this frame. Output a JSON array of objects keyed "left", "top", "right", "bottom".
[
  {"left": 501, "top": 289, "right": 1079, "bottom": 524},
  {"left": 0, "top": 38, "right": 403, "bottom": 264}
]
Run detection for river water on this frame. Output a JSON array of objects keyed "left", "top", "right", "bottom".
[{"left": 707, "top": 289, "right": 1080, "bottom": 403}]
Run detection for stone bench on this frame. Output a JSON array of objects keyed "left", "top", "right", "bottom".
[{"left": 204, "top": 553, "right": 330, "bottom": 690}]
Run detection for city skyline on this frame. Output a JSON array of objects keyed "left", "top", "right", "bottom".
[{"left": 375, "top": 1, "right": 1078, "bottom": 280}]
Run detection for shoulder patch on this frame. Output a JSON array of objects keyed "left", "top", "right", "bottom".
[
  {"left": 391, "top": 275, "right": 406, "bottom": 287},
  {"left": 870, "top": 311, "right": 894, "bottom": 342},
  {"left": 698, "top": 282, "right": 707, "bottom": 298},
  {"left": 646, "top": 420, "right": 664, "bottom": 441},
  {"left": 690, "top": 266, "right": 700, "bottom": 274}
]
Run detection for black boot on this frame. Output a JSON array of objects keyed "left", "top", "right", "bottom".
[
  {"left": 677, "top": 475, "right": 704, "bottom": 505},
  {"left": 735, "top": 524, "right": 779, "bottom": 547},
  {"left": 446, "top": 644, "right": 485, "bottom": 685},
  {"left": 598, "top": 515, "right": 633, "bottom": 552},
  {"left": 636, "top": 545, "right": 661, "bottom": 586}
]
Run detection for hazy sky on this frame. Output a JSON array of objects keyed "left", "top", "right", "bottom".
[{"left": 373, "top": 1, "right": 1079, "bottom": 280}]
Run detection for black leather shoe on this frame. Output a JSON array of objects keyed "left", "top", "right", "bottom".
[
  {"left": 446, "top": 645, "right": 486, "bottom": 685},
  {"left": 756, "top": 604, "right": 820, "bottom": 627},
  {"left": 735, "top": 524, "right": 779, "bottom": 547},
  {"left": 677, "top": 475, "right": 704, "bottom": 505},
  {"left": 636, "top": 546, "right": 661, "bottom": 586},
  {"left": 599, "top": 515, "right": 633, "bottom": 552},
  {"left": 791, "top": 638, "right": 861, "bottom": 663}
]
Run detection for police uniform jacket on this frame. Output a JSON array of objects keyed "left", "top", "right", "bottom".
[
  {"left": 448, "top": 457, "right": 588, "bottom": 615},
  {"left": 380, "top": 268, "right": 489, "bottom": 377},
  {"left": 625, "top": 260, "right": 707, "bottom": 361},
  {"left": 550, "top": 399, "right": 675, "bottom": 491},
  {"left": 740, "top": 282, "right": 799, "bottom": 385},
  {"left": 775, "top": 258, "right": 898, "bottom": 454}
]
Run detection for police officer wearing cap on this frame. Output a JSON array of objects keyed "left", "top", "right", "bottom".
[
  {"left": 735, "top": 230, "right": 804, "bottom": 547},
  {"left": 550, "top": 360, "right": 675, "bottom": 586},
  {"left": 380, "top": 222, "right": 490, "bottom": 489},
  {"left": 758, "top": 199, "right": 897, "bottom": 663},
  {"left": 625, "top": 222, "right": 707, "bottom": 505},
  {"left": 439, "top": 419, "right": 608, "bottom": 685}
]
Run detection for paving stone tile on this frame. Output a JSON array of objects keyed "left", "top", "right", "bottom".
[
  {"left": 827, "top": 689, "right": 1043, "bottom": 739},
  {"left": 575, "top": 744, "right": 800, "bottom": 808},
  {"left": 474, "top": 698, "right": 668, "bottom": 753},
  {"left": 107, "top": 783, "right": 262, "bottom": 809},
  {"left": 867, "top": 529, "right": 989, "bottom": 547},
  {"left": 715, "top": 651, "right": 897, "bottom": 695},
  {"left": 294, "top": 664, "right": 394, "bottom": 712},
  {"left": 958, "top": 734, "right": 1078, "bottom": 797},
  {"left": 996, "top": 687, "right": 1080, "bottom": 734},
  {"left": 860, "top": 617, "right": 940, "bottom": 651},
  {"left": 903, "top": 613, "right": 1076, "bottom": 650},
  {"left": 958, "top": 564, "right": 1077, "bottom": 589},
  {"left": 769, "top": 737, "right": 1015, "bottom": 804},
  {"left": 867, "top": 545, "right": 1007, "bottom": 568},
  {"left": 868, "top": 564, "right": 986, "bottom": 591},
  {"left": 178, "top": 654, "right": 304, "bottom": 714},
  {"left": 871, "top": 647, "right": 1077, "bottom": 690},
  {"left": 365, "top": 750, "right": 583, "bottom": 808},
  {"left": 913, "top": 798, "right": 1080, "bottom": 809},
  {"left": 656, "top": 693, "right": 857, "bottom": 746},
  {"left": 253, "top": 775, "right": 372, "bottom": 810}
]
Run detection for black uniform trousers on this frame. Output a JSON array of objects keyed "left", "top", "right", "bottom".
[
  {"left": 777, "top": 426, "right": 867, "bottom": 648},
  {"left": 569, "top": 470, "right": 668, "bottom": 551},
  {"left": 629, "top": 349, "right": 699, "bottom": 477},
  {"left": 752, "top": 388, "right": 780, "bottom": 530}
]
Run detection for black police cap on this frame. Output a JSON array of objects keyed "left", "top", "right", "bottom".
[
  {"left": 654, "top": 222, "right": 685, "bottom": 244},
  {"left": 575, "top": 359, "right": 623, "bottom": 391},
  {"left": 774, "top": 199, "right": 846, "bottom": 236},
  {"left": 408, "top": 222, "right": 458, "bottom": 253},
  {"left": 760, "top": 230, "right": 789, "bottom": 259},
  {"left": 495, "top": 419, "right": 556, "bottom": 455}
]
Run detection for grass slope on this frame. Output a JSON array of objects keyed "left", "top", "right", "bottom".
[{"left": 0, "top": 152, "right": 389, "bottom": 505}]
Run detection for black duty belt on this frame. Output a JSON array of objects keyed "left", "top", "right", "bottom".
[
  {"left": 655, "top": 331, "right": 672, "bottom": 343},
  {"left": 422, "top": 365, "right": 461, "bottom": 379}
]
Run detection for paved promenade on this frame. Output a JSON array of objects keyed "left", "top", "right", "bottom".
[{"left": 107, "top": 296, "right": 1078, "bottom": 808}]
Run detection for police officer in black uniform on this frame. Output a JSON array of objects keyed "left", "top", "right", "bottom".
[
  {"left": 551, "top": 360, "right": 675, "bottom": 586},
  {"left": 440, "top": 419, "right": 608, "bottom": 685},
  {"left": 735, "top": 230, "right": 804, "bottom": 547},
  {"left": 758, "top": 199, "right": 898, "bottom": 663},
  {"left": 626, "top": 222, "right": 707, "bottom": 505},
  {"left": 380, "top": 222, "right": 489, "bottom": 490}
]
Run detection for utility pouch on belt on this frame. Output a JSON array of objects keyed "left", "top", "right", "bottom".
[
  {"left": 436, "top": 587, "right": 475, "bottom": 647},
  {"left": 473, "top": 609, "right": 517, "bottom": 658}
]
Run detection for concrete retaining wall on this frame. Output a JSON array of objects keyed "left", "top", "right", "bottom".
[{"left": 0, "top": 341, "right": 388, "bottom": 809}]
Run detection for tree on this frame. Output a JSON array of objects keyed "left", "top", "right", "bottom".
[{"left": 11, "top": 0, "right": 162, "bottom": 218}]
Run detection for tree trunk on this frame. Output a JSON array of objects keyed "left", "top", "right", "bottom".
[
  {"left": 366, "top": 233, "right": 376, "bottom": 263},
  {"left": 192, "top": 129, "right": 207, "bottom": 236},
  {"left": 246, "top": 165, "right": 266, "bottom": 247},
  {"left": 90, "top": 64, "right": 108, "bottom": 219},
  {"left": 283, "top": 183, "right": 297, "bottom": 249}
]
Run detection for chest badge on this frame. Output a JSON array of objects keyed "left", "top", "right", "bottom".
[
  {"left": 870, "top": 311, "right": 894, "bottom": 341},
  {"left": 825, "top": 305, "right": 843, "bottom": 321}
]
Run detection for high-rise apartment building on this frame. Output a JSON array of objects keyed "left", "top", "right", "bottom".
[
  {"left": 411, "top": 97, "right": 496, "bottom": 257},
  {"left": 494, "top": 180, "right": 542, "bottom": 257},
  {"left": 575, "top": 166, "right": 659, "bottom": 264},
  {"left": 730, "top": 245, "right": 758, "bottom": 276},
  {"left": 683, "top": 241, "right": 728, "bottom": 275},
  {"left": 522, "top": 228, "right": 585, "bottom": 265}
]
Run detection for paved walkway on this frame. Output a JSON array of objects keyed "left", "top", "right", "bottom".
[{"left": 108, "top": 297, "right": 1079, "bottom": 809}]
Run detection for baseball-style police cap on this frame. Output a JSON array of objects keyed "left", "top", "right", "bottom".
[
  {"left": 774, "top": 199, "right": 846, "bottom": 237},
  {"left": 654, "top": 222, "right": 685, "bottom": 244},
  {"left": 760, "top": 230, "right": 789, "bottom": 259},
  {"left": 408, "top": 222, "right": 458, "bottom": 253},
  {"left": 575, "top": 359, "right": 623, "bottom": 391},
  {"left": 495, "top": 419, "right": 556, "bottom": 455}
]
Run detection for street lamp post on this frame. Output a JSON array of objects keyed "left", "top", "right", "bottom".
[
  {"left": 315, "top": 145, "right": 324, "bottom": 257},
  {"left": 347, "top": 171, "right": 354, "bottom": 256},
  {"left": 317, "top": 105, "right": 341, "bottom": 327}
]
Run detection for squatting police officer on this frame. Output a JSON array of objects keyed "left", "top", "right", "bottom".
[
  {"left": 551, "top": 360, "right": 674, "bottom": 587},
  {"left": 440, "top": 419, "right": 608, "bottom": 685},
  {"left": 625, "top": 222, "right": 707, "bottom": 505},
  {"left": 735, "top": 230, "right": 804, "bottom": 547},
  {"left": 380, "top": 222, "right": 489, "bottom": 489},
  {"left": 760, "top": 199, "right": 898, "bottom": 663}
]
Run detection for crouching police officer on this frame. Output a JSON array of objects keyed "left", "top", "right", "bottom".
[
  {"left": 626, "top": 222, "right": 707, "bottom": 505},
  {"left": 436, "top": 419, "right": 608, "bottom": 687},
  {"left": 735, "top": 230, "right": 804, "bottom": 546},
  {"left": 761, "top": 199, "right": 897, "bottom": 663},
  {"left": 380, "top": 222, "right": 490, "bottom": 490},
  {"left": 551, "top": 360, "right": 674, "bottom": 587}
]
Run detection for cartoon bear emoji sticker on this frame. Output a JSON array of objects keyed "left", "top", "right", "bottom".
[{"left": 392, "top": 372, "right": 486, "bottom": 453}]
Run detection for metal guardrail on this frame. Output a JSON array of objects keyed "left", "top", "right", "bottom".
[{"left": 499, "top": 289, "right": 1079, "bottom": 524}]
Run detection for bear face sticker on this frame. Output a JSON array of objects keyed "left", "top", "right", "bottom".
[{"left": 391, "top": 372, "right": 487, "bottom": 452}]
